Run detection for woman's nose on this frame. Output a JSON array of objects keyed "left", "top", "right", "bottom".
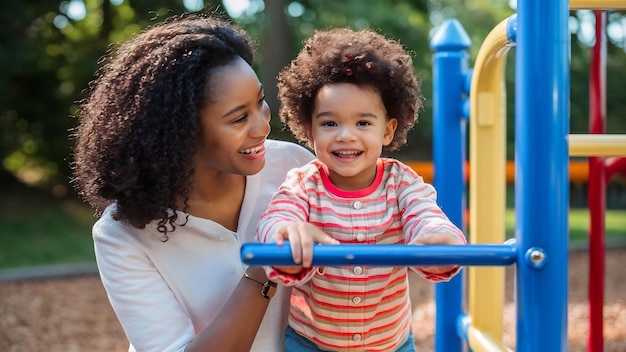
[{"left": 251, "top": 109, "right": 271, "bottom": 137}]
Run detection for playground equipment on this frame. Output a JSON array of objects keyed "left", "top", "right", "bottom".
[
  {"left": 241, "top": 0, "right": 626, "bottom": 350},
  {"left": 584, "top": 9, "right": 626, "bottom": 352}
]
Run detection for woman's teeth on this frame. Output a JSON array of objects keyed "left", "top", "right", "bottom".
[{"left": 241, "top": 146, "right": 262, "bottom": 154}]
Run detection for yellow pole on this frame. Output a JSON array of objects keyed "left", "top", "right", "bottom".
[
  {"left": 569, "top": 134, "right": 626, "bottom": 156},
  {"left": 467, "top": 325, "right": 514, "bottom": 352},
  {"left": 468, "top": 15, "right": 513, "bottom": 348},
  {"left": 570, "top": 0, "right": 626, "bottom": 9}
]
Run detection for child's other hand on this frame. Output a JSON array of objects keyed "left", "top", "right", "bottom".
[
  {"left": 415, "top": 232, "right": 465, "bottom": 275},
  {"left": 415, "top": 232, "right": 465, "bottom": 246},
  {"left": 275, "top": 222, "right": 340, "bottom": 269}
]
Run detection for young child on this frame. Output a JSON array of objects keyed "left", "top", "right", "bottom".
[{"left": 256, "top": 28, "right": 466, "bottom": 352}]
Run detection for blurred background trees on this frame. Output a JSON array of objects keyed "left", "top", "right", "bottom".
[{"left": 2, "top": 0, "right": 626, "bottom": 199}]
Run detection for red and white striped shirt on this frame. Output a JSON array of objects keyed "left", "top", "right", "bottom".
[{"left": 257, "top": 158, "right": 466, "bottom": 351}]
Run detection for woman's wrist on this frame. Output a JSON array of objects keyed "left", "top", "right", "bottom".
[{"left": 243, "top": 266, "right": 277, "bottom": 300}]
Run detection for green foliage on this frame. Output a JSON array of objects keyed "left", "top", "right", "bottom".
[
  {"left": 2, "top": 0, "right": 626, "bottom": 197},
  {"left": 0, "top": 0, "right": 219, "bottom": 193}
]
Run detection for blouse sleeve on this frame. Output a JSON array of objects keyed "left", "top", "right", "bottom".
[{"left": 93, "top": 216, "right": 193, "bottom": 352}]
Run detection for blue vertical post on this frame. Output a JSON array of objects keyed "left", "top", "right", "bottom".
[
  {"left": 430, "top": 19, "right": 471, "bottom": 352},
  {"left": 515, "top": 0, "right": 569, "bottom": 351}
]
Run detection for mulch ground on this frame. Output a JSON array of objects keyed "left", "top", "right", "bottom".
[{"left": 1, "top": 249, "right": 624, "bottom": 352}]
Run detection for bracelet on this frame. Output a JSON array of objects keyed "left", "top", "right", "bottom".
[{"left": 243, "top": 271, "right": 277, "bottom": 300}]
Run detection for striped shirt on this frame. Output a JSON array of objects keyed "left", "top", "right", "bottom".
[{"left": 257, "top": 158, "right": 466, "bottom": 351}]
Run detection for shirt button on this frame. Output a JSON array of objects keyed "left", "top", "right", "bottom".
[
  {"left": 353, "top": 266, "right": 363, "bottom": 275},
  {"left": 353, "top": 333, "right": 362, "bottom": 342},
  {"left": 352, "top": 296, "right": 362, "bottom": 304},
  {"left": 352, "top": 201, "right": 362, "bottom": 209},
  {"left": 356, "top": 233, "right": 365, "bottom": 242}
]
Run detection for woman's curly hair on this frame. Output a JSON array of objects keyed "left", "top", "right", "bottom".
[
  {"left": 278, "top": 27, "right": 422, "bottom": 153},
  {"left": 71, "top": 13, "right": 255, "bottom": 234}
]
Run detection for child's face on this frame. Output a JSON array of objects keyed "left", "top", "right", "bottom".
[{"left": 309, "top": 83, "right": 397, "bottom": 190}]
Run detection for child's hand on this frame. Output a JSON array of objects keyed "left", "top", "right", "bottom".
[
  {"left": 274, "top": 222, "right": 339, "bottom": 272},
  {"left": 415, "top": 232, "right": 465, "bottom": 275}
]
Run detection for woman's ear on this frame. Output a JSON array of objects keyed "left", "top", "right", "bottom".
[{"left": 383, "top": 118, "right": 398, "bottom": 146}]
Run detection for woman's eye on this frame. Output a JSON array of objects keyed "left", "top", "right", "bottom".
[
  {"left": 258, "top": 95, "right": 266, "bottom": 106},
  {"left": 233, "top": 114, "right": 248, "bottom": 124}
]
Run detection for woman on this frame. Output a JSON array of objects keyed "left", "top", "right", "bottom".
[{"left": 71, "top": 13, "right": 332, "bottom": 351}]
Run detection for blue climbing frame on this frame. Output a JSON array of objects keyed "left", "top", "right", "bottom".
[
  {"left": 430, "top": 0, "right": 569, "bottom": 351},
  {"left": 241, "top": 0, "right": 570, "bottom": 350}
]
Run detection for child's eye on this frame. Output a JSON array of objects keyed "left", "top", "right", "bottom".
[
  {"left": 357, "top": 121, "right": 371, "bottom": 126},
  {"left": 322, "top": 121, "right": 337, "bottom": 127}
]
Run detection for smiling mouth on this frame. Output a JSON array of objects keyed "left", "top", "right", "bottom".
[
  {"left": 240, "top": 145, "right": 264, "bottom": 154},
  {"left": 333, "top": 150, "right": 363, "bottom": 157}
]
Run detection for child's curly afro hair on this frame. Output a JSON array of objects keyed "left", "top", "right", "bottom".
[{"left": 277, "top": 27, "right": 422, "bottom": 153}]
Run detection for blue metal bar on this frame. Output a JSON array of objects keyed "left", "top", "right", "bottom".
[
  {"left": 240, "top": 243, "right": 517, "bottom": 267},
  {"left": 456, "top": 313, "right": 471, "bottom": 345},
  {"left": 515, "top": 0, "right": 569, "bottom": 350},
  {"left": 430, "top": 19, "right": 471, "bottom": 352}
]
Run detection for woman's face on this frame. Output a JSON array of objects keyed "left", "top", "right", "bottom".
[{"left": 194, "top": 57, "right": 271, "bottom": 176}]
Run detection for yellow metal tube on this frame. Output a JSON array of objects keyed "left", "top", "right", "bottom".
[
  {"left": 569, "top": 134, "right": 626, "bottom": 156},
  {"left": 469, "top": 16, "right": 513, "bottom": 342},
  {"left": 570, "top": 0, "right": 626, "bottom": 10},
  {"left": 467, "top": 325, "right": 514, "bottom": 352}
]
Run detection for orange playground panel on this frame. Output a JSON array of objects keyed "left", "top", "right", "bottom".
[{"left": 405, "top": 160, "right": 589, "bottom": 184}]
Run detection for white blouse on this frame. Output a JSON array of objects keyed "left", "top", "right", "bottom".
[{"left": 93, "top": 139, "right": 314, "bottom": 352}]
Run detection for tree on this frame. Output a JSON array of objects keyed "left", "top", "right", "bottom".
[
  {"left": 0, "top": 0, "right": 211, "bottom": 195},
  {"left": 2, "top": 0, "right": 625, "bottom": 197}
]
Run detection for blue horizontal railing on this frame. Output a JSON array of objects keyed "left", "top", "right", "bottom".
[{"left": 240, "top": 243, "right": 518, "bottom": 267}]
